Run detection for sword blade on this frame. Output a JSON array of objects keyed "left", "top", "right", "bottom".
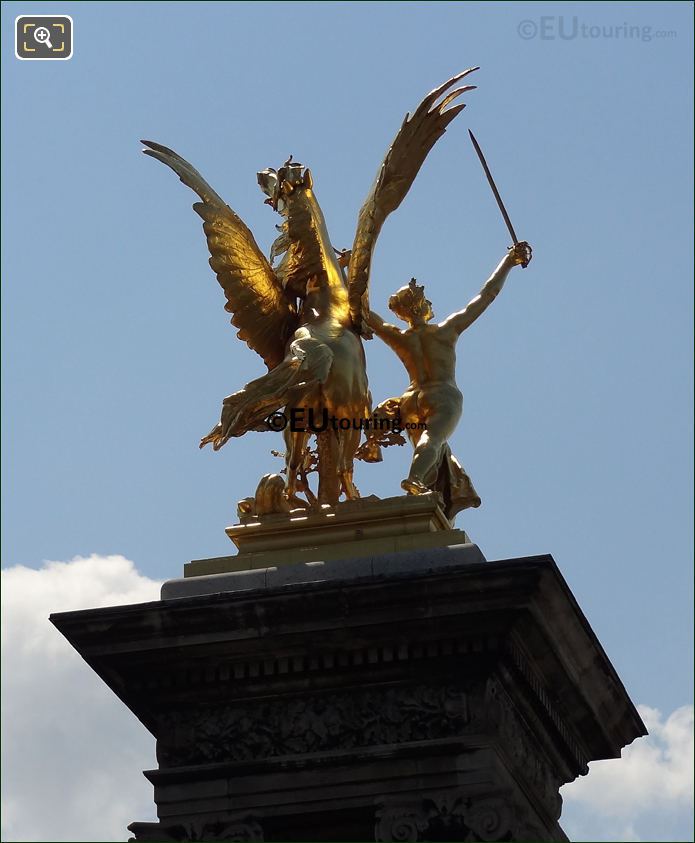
[{"left": 468, "top": 129, "right": 519, "bottom": 245}]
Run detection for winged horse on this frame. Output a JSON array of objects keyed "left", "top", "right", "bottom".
[{"left": 142, "top": 69, "right": 477, "bottom": 508}]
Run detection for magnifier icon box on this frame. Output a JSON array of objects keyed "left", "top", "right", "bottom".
[{"left": 15, "top": 16, "right": 73, "bottom": 60}]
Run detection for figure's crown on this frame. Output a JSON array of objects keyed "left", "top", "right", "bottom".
[{"left": 408, "top": 277, "right": 426, "bottom": 302}]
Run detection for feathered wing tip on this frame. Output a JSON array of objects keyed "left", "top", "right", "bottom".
[
  {"left": 141, "top": 138, "right": 297, "bottom": 370},
  {"left": 141, "top": 140, "right": 228, "bottom": 208},
  {"left": 347, "top": 69, "right": 480, "bottom": 335}
]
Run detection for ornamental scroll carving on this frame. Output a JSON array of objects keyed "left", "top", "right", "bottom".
[
  {"left": 375, "top": 793, "right": 514, "bottom": 842},
  {"left": 158, "top": 683, "right": 469, "bottom": 766}
]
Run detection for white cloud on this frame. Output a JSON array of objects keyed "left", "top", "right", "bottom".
[
  {"left": 1, "top": 555, "right": 162, "bottom": 843},
  {"left": 2, "top": 555, "right": 693, "bottom": 843},
  {"left": 561, "top": 703, "right": 694, "bottom": 842}
]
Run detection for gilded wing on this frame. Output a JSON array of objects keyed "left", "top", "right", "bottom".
[
  {"left": 142, "top": 140, "right": 297, "bottom": 370},
  {"left": 348, "top": 69, "right": 479, "bottom": 335}
]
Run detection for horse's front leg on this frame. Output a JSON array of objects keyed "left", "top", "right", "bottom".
[
  {"left": 338, "top": 426, "right": 362, "bottom": 500},
  {"left": 284, "top": 427, "right": 311, "bottom": 507}
]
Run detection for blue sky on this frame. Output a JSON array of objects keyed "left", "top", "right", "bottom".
[{"left": 2, "top": 2, "right": 693, "bottom": 841}]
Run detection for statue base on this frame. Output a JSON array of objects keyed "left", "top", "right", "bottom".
[
  {"left": 50, "top": 499, "right": 646, "bottom": 842},
  {"left": 186, "top": 492, "right": 468, "bottom": 576}
]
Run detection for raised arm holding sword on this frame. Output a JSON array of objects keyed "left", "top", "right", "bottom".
[{"left": 363, "top": 132, "right": 532, "bottom": 519}]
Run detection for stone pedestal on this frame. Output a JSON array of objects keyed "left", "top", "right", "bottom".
[
  {"left": 50, "top": 499, "right": 645, "bottom": 842},
  {"left": 188, "top": 493, "right": 469, "bottom": 575}
]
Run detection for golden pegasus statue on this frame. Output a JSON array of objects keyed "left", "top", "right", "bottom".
[{"left": 142, "top": 69, "right": 478, "bottom": 509}]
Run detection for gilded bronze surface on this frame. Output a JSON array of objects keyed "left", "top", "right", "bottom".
[
  {"left": 143, "top": 71, "right": 485, "bottom": 511},
  {"left": 363, "top": 242, "right": 532, "bottom": 520}
]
